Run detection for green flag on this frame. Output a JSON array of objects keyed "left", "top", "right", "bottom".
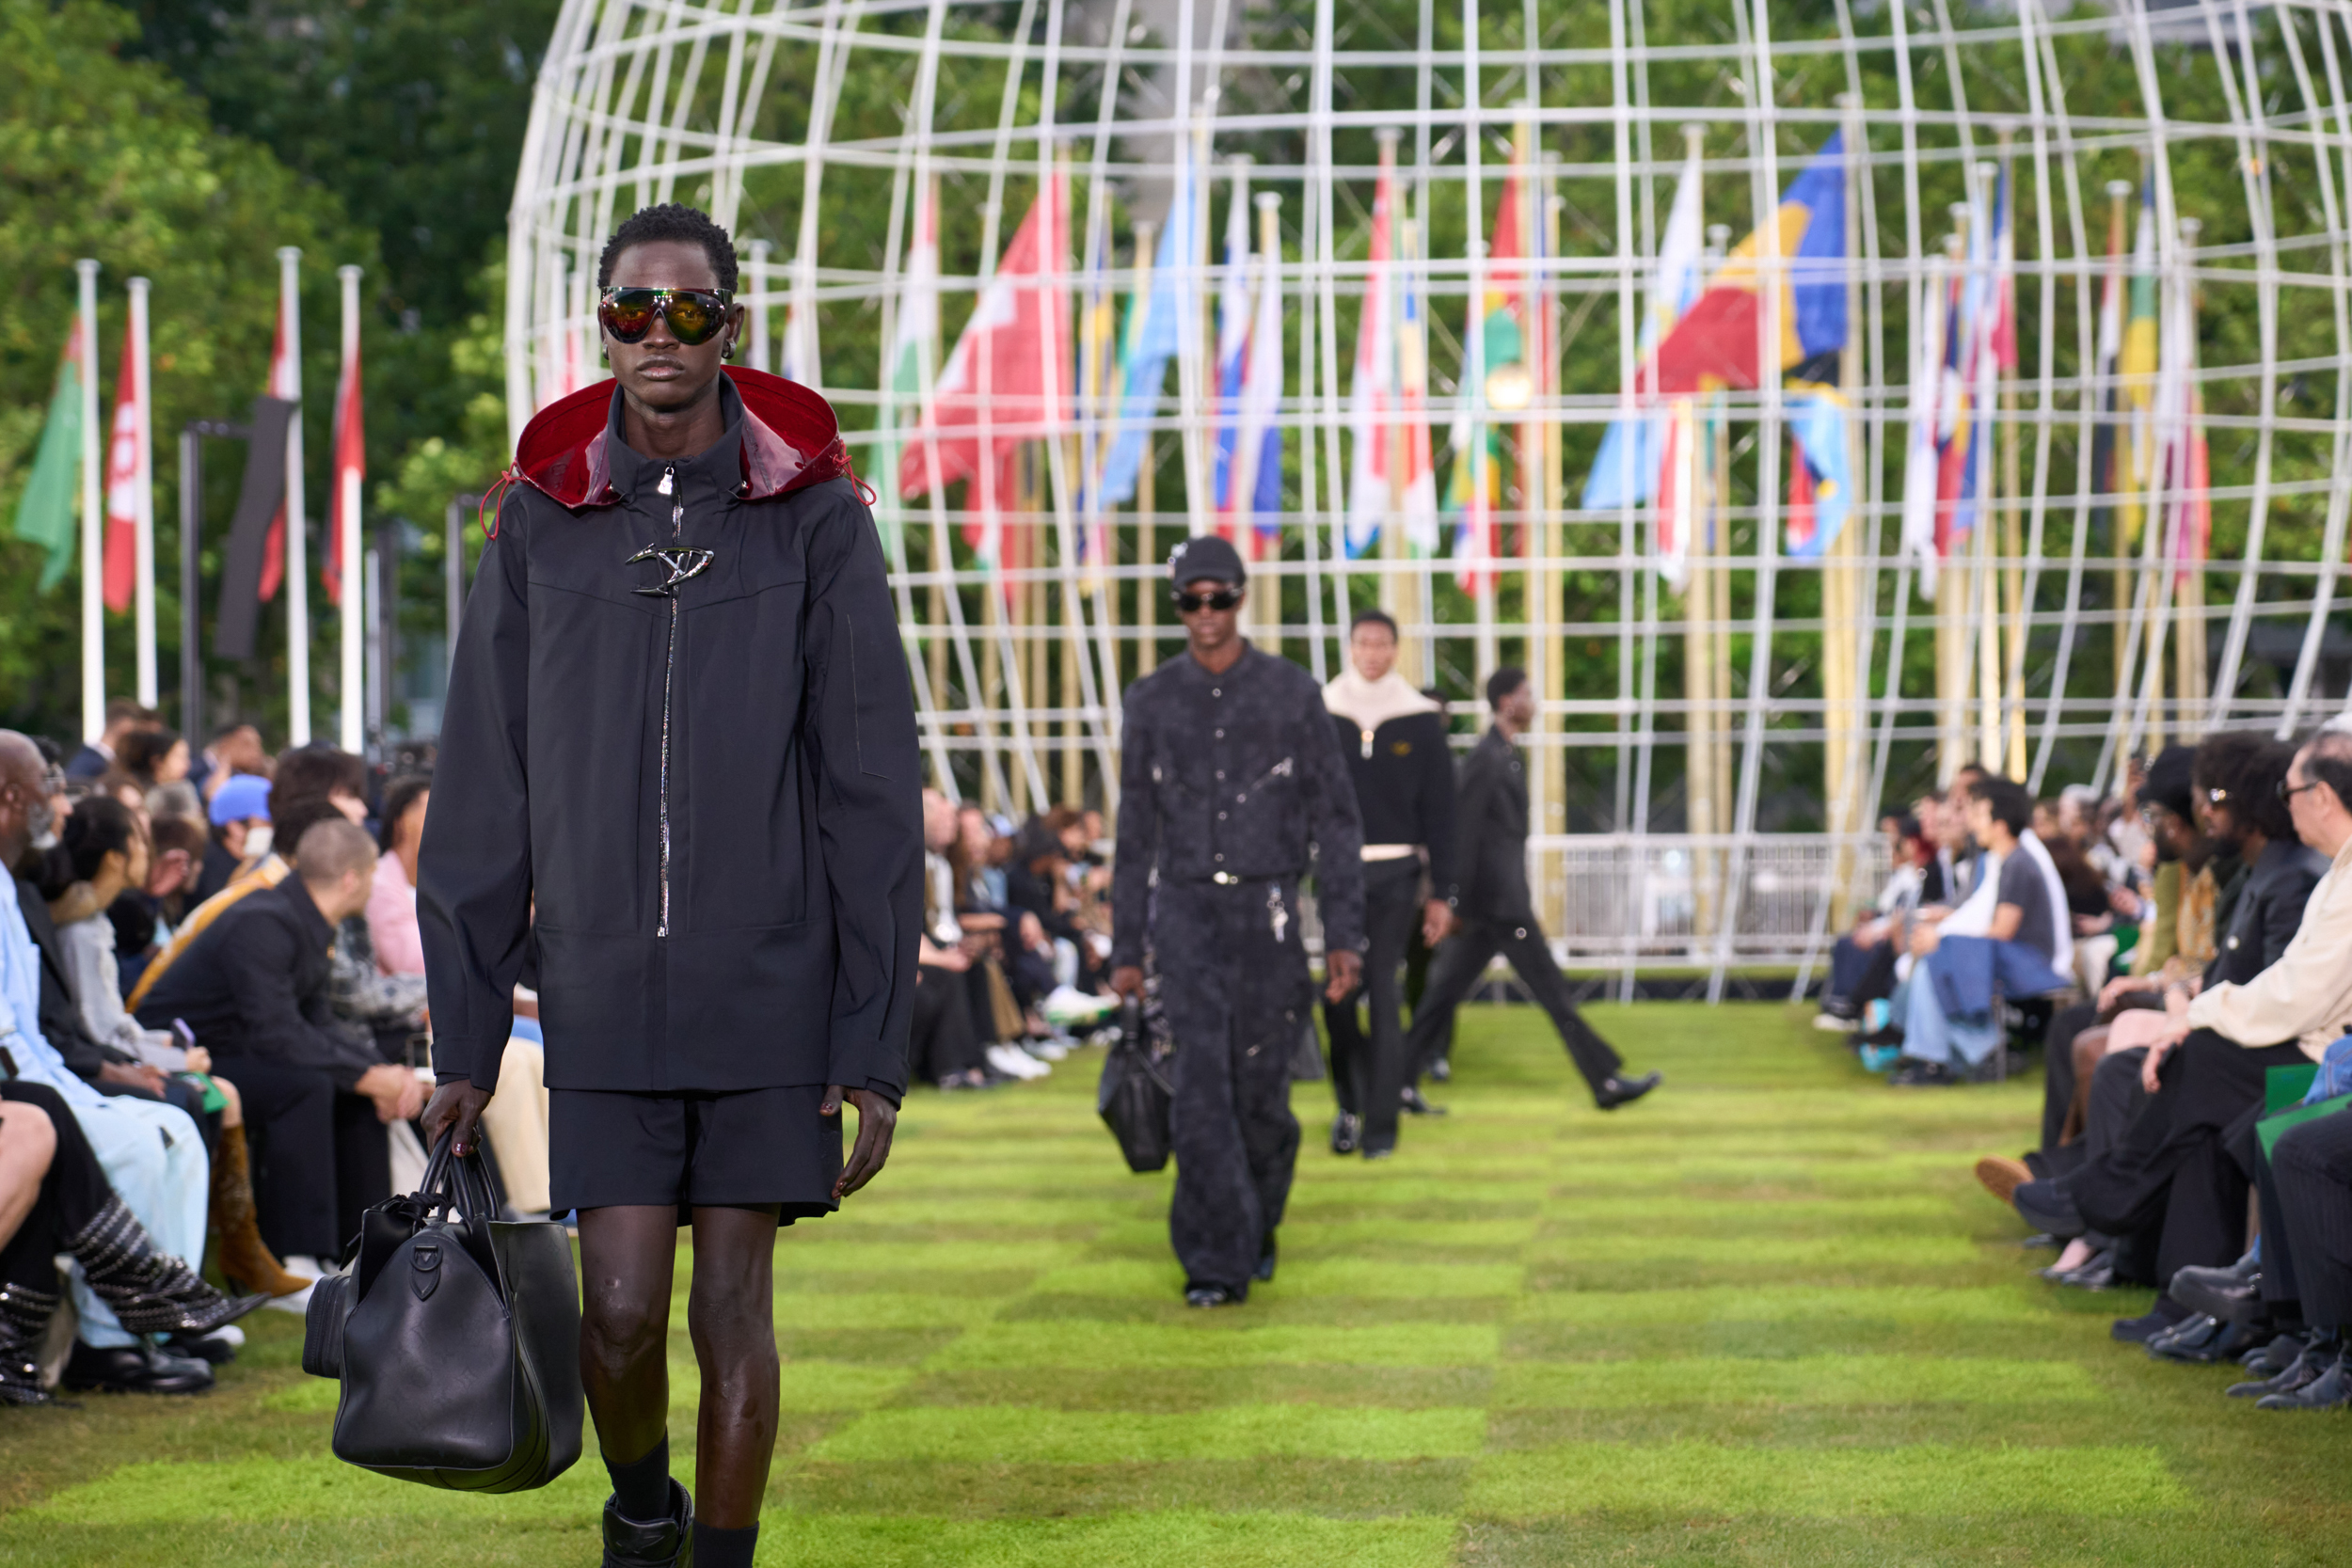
[{"left": 11, "top": 332, "right": 83, "bottom": 592}]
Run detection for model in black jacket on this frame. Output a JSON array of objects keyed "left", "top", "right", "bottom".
[{"left": 419, "top": 205, "right": 919, "bottom": 1568}]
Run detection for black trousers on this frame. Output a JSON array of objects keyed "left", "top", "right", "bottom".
[
  {"left": 0, "top": 1082, "right": 111, "bottom": 1292},
  {"left": 1403, "top": 915, "right": 1622, "bottom": 1098},
  {"left": 1156, "top": 879, "right": 1311, "bottom": 1298},
  {"left": 2039, "top": 1000, "right": 2099, "bottom": 1156},
  {"left": 210, "top": 1054, "right": 389, "bottom": 1261},
  {"left": 1321, "top": 858, "right": 1422, "bottom": 1148},
  {"left": 1826, "top": 935, "right": 1899, "bottom": 1011},
  {"left": 2070, "top": 1029, "right": 2308, "bottom": 1286},
  {"left": 2273, "top": 1110, "right": 2352, "bottom": 1331},
  {"left": 910, "top": 963, "right": 986, "bottom": 1084}
]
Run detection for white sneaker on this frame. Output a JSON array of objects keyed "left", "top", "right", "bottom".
[
  {"left": 1813, "top": 1013, "right": 1859, "bottom": 1034},
  {"left": 1027, "top": 1037, "right": 1071, "bottom": 1062},
  {"left": 987, "top": 1044, "right": 1050, "bottom": 1080}
]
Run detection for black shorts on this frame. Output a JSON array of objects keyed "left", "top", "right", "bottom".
[{"left": 548, "top": 1085, "right": 840, "bottom": 1226}]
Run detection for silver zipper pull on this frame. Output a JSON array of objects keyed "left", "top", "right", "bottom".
[{"left": 658, "top": 465, "right": 675, "bottom": 497}]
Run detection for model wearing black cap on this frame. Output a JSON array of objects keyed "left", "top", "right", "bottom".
[{"left": 1109, "top": 536, "right": 1365, "bottom": 1305}]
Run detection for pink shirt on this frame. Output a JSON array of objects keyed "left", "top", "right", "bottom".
[{"left": 368, "top": 849, "right": 426, "bottom": 976}]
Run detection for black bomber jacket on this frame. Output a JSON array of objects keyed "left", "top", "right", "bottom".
[{"left": 419, "top": 370, "right": 921, "bottom": 1100}]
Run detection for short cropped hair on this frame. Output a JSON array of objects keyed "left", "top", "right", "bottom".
[
  {"left": 598, "top": 202, "right": 739, "bottom": 293},
  {"left": 276, "top": 743, "right": 366, "bottom": 804},
  {"left": 1976, "top": 775, "right": 2033, "bottom": 836},
  {"left": 1349, "top": 609, "right": 1399, "bottom": 641},
  {"left": 294, "top": 817, "right": 377, "bottom": 886},
  {"left": 1486, "top": 665, "right": 1529, "bottom": 707}
]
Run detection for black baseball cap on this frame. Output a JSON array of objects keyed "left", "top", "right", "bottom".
[{"left": 1167, "top": 533, "right": 1246, "bottom": 587}]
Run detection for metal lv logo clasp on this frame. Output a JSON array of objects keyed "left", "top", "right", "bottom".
[{"left": 628, "top": 544, "right": 715, "bottom": 597}]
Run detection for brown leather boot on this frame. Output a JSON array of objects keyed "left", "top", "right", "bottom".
[{"left": 210, "top": 1126, "right": 308, "bottom": 1297}]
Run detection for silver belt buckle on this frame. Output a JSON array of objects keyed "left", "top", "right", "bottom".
[{"left": 1212, "top": 871, "right": 1238, "bottom": 885}]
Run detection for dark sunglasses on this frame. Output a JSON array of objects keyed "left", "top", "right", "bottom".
[
  {"left": 1172, "top": 587, "right": 1243, "bottom": 613},
  {"left": 2279, "top": 777, "right": 2321, "bottom": 803},
  {"left": 597, "top": 286, "right": 735, "bottom": 346}
]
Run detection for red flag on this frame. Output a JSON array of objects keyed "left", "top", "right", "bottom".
[
  {"left": 897, "top": 171, "right": 1072, "bottom": 578},
  {"left": 259, "top": 313, "right": 295, "bottom": 602},
  {"left": 325, "top": 330, "right": 363, "bottom": 605},
  {"left": 1785, "top": 434, "right": 1817, "bottom": 557},
  {"left": 101, "top": 326, "right": 141, "bottom": 613}
]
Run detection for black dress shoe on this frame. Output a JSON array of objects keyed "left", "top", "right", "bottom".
[
  {"left": 1595, "top": 1070, "right": 1661, "bottom": 1110},
  {"left": 2257, "top": 1347, "right": 2352, "bottom": 1411},
  {"left": 2011, "top": 1180, "right": 2086, "bottom": 1241},
  {"left": 1184, "top": 1285, "right": 1238, "bottom": 1308},
  {"left": 2233, "top": 1337, "right": 2341, "bottom": 1402},
  {"left": 59, "top": 1340, "right": 214, "bottom": 1396},
  {"left": 603, "top": 1477, "right": 693, "bottom": 1567},
  {"left": 1400, "top": 1086, "right": 1447, "bottom": 1117},
  {"left": 2110, "top": 1296, "right": 2188, "bottom": 1344},
  {"left": 2149, "top": 1314, "right": 2266, "bottom": 1365},
  {"left": 2241, "top": 1331, "right": 2307, "bottom": 1376},
  {"left": 2170, "top": 1262, "right": 2265, "bottom": 1324},
  {"left": 2143, "top": 1312, "right": 2220, "bottom": 1359},
  {"left": 1254, "top": 1234, "right": 1277, "bottom": 1283},
  {"left": 164, "top": 1328, "right": 239, "bottom": 1365},
  {"left": 1885, "top": 1060, "right": 1960, "bottom": 1087},
  {"left": 1328, "top": 1112, "right": 1359, "bottom": 1155}
]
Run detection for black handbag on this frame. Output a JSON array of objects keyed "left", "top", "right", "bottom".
[
  {"left": 308, "top": 1132, "right": 583, "bottom": 1493},
  {"left": 1097, "top": 997, "right": 1175, "bottom": 1172}
]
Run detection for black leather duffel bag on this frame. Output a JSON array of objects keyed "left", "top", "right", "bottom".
[
  {"left": 306, "top": 1132, "right": 582, "bottom": 1492},
  {"left": 1097, "top": 997, "right": 1175, "bottom": 1173}
]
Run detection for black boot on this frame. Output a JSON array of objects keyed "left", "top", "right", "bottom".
[
  {"left": 604, "top": 1476, "right": 694, "bottom": 1566},
  {"left": 67, "top": 1197, "right": 265, "bottom": 1338},
  {"left": 0, "top": 1277, "right": 59, "bottom": 1407}
]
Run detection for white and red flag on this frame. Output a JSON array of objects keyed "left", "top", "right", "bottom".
[
  {"left": 325, "top": 314, "right": 364, "bottom": 605},
  {"left": 100, "top": 325, "right": 142, "bottom": 613}
]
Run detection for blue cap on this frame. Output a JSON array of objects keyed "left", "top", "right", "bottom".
[{"left": 208, "top": 773, "right": 272, "bottom": 827}]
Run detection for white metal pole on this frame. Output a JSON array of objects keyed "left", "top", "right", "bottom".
[
  {"left": 76, "top": 258, "right": 104, "bottom": 742},
  {"left": 338, "top": 264, "right": 365, "bottom": 754},
  {"left": 128, "top": 276, "right": 157, "bottom": 709},
  {"left": 746, "top": 238, "right": 771, "bottom": 372},
  {"left": 278, "top": 246, "right": 311, "bottom": 745}
]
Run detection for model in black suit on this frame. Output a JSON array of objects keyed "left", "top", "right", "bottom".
[
  {"left": 1401, "top": 667, "right": 1660, "bottom": 1111},
  {"left": 1320, "top": 610, "right": 1456, "bottom": 1159}
]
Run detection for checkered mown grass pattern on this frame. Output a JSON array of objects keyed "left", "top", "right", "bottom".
[{"left": 5, "top": 1002, "right": 2350, "bottom": 1565}]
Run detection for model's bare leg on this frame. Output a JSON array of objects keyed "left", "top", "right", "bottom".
[
  {"left": 577, "top": 1205, "right": 681, "bottom": 1472},
  {"left": 685, "top": 1204, "right": 782, "bottom": 1528}
]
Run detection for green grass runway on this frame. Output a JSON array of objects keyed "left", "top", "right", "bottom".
[{"left": 4, "top": 1003, "right": 2349, "bottom": 1565}]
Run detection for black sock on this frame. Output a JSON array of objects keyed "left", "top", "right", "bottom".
[
  {"left": 603, "top": 1436, "right": 672, "bottom": 1522},
  {"left": 692, "top": 1521, "right": 758, "bottom": 1568}
]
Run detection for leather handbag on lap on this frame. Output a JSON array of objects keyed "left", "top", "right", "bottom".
[
  {"left": 305, "top": 1132, "right": 582, "bottom": 1492},
  {"left": 1098, "top": 997, "right": 1174, "bottom": 1172}
]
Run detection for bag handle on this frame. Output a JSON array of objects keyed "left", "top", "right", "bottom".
[{"left": 416, "top": 1129, "right": 498, "bottom": 1231}]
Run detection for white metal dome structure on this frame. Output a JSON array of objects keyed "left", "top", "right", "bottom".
[{"left": 506, "top": 0, "right": 2352, "bottom": 990}]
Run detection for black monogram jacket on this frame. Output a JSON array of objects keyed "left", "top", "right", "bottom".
[{"left": 419, "top": 371, "right": 921, "bottom": 1099}]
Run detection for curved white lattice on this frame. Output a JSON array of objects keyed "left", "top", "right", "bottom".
[{"left": 509, "top": 0, "right": 2352, "bottom": 989}]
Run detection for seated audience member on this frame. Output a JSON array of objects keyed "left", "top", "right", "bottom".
[
  {"left": 0, "top": 1081, "right": 258, "bottom": 1402},
  {"left": 0, "top": 731, "right": 244, "bottom": 1392},
  {"left": 273, "top": 742, "right": 370, "bottom": 827},
  {"left": 127, "top": 792, "right": 353, "bottom": 1016},
  {"left": 1820, "top": 809, "right": 1942, "bottom": 1027},
  {"left": 133, "top": 817, "right": 425, "bottom": 1294},
  {"left": 367, "top": 771, "right": 430, "bottom": 976},
  {"left": 193, "top": 771, "right": 272, "bottom": 904},
  {"left": 111, "top": 810, "right": 203, "bottom": 992},
  {"left": 190, "top": 720, "right": 269, "bottom": 803},
  {"left": 118, "top": 726, "right": 189, "bottom": 791},
  {"left": 65, "top": 700, "right": 157, "bottom": 782},
  {"left": 1883, "top": 776, "right": 2071, "bottom": 1086},
  {"left": 2010, "top": 732, "right": 2348, "bottom": 1336},
  {"left": 915, "top": 789, "right": 996, "bottom": 1089},
  {"left": 2225, "top": 1100, "right": 2352, "bottom": 1409}
]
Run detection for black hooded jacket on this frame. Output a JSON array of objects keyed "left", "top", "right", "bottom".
[{"left": 419, "top": 370, "right": 921, "bottom": 1101}]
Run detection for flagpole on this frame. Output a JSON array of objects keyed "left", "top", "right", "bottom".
[
  {"left": 1972, "top": 167, "right": 2003, "bottom": 772},
  {"left": 337, "top": 264, "right": 365, "bottom": 754},
  {"left": 1827, "top": 97, "right": 1863, "bottom": 927},
  {"left": 2175, "top": 216, "right": 2207, "bottom": 734},
  {"left": 128, "top": 275, "right": 158, "bottom": 709},
  {"left": 76, "top": 259, "right": 103, "bottom": 741},
  {"left": 278, "top": 245, "right": 311, "bottom": 746},
  {"left": 2105, "top": 179, "right": 2133, "bottom": 707},
  {"left": 1132, "top": 216, "right": 1158, "bottom": 678},
  {"left": 1995, "top": 135, "right": 2029, "bottom": 779},
  {"left": 1933, "top": 228, "right": 1965, "bottom": 784},
  {"left": 746, "top": 239, "right": 772, "bottom": 373}
]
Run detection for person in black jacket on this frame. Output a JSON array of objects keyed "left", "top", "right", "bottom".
[
  {"left": 1320, "top": 610, "right": 1456, "bottom": 1158},
  {"left": 135, "top": 818, "right": 421, "bottom": 1269},
  {"left": 1110, "top": 534, "right": 1364, "bottom": 1308},
  {"left": 1401, "top": 667, "right": 1661, "bottom": 1110},
  {"left": 416, "top": 203, "right": 920, "bottom": 1568}
]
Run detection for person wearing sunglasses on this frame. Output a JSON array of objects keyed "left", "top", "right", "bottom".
[
  {"left": 418, "top": 201, "right": 921, "bottom": 1568},
  {"left": 1108, "top": 534, "right": 1366, "bottom": 1308}
]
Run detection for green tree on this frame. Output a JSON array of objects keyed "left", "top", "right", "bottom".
[{"left": 0, "top": 0, "right": 375, "bottom": 742}]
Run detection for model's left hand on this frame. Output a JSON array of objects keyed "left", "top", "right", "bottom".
[
  {"left": 1324, "top": 949, "right": 1363, "bottom": 1004},
  {"left": 1422, "top": 899, "right": 1454, "bottom": 948},
  {"left": 824, "top": 1085, "right": 897, "bottom": 1200}
]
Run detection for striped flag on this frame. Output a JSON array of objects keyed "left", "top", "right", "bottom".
[
  {"left": 2119, "top": 183, "right": 2160, "bottom": 546},
  {"left": 324, "top": 317, "right": 363, "bottom": 606},
  {"left": 1344, "top": 143, "right": 1400, "bottom": 558},
  {"left": 258, "top": 309, "right": 297, "bottom": 603},
  {"left": 1217, "top": 196, "right": 1285, "bottom": 553},
  {"left": 1583, "top": 141, "right": 1706, "bottom": 514}
]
